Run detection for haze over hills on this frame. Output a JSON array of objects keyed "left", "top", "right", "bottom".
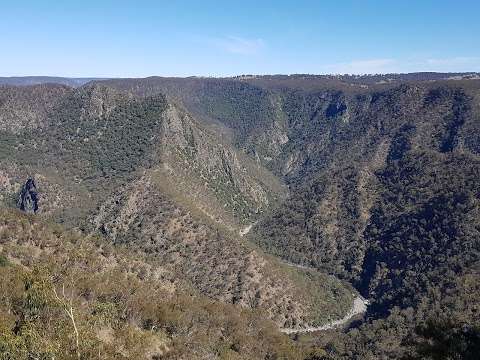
[
  {"left": 1, "top": 72, "right": 479, "bottom": 88},
  {"left": 0, "top": 72, "right": 479, "bottom": 359},
  {"left": 0, "top": 76, "right": 104, "bottom": 87}
]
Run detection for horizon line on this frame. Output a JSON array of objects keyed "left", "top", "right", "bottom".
[{"left": 1, "top": 71, "right": 480, "bottom": 80}]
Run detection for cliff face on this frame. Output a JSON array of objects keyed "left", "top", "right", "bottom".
[{"left": 155, "top": 103, "right": 285, "bottom": 229}]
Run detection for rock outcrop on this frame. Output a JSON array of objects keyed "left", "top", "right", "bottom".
[{"left": 17, "top": 178, "right": 38, "bottom": 213}]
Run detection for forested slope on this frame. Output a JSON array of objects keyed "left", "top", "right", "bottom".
[
  {"left": 1, "top": 74, "right": 480, "bottom": 359},
  {"left": 0, "top": 82, "right": 354, "bottom": 338},
  {"left": 99, "top": 75, "right": 480, "bottom": 358}
]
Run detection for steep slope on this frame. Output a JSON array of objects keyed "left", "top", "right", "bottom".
[
  {"left": 0, "top": 83, "right": 283, "bottom": 228},
  {"left": 0, "top": 83, "right": 354, "bottom": 332},
  {"left": 0, "top": 209, "right": 310, "bottom": 360},
  {"left": 361, "top": 150, "right": 480, "bottom": 311},
  {"left": 246, "top": 81, "right": 480, "bottom": 358},
  {"left": 2, "top": 75, "right": 479, "bottom": 358},
  {"left": 96, "top": 77, "right": 285, "bottom": 161},
  {"left": 100, "top": 77, "right": 480, "bottom": 277},
  {"left": 0, "top": 83, "right": 70, "bottom": 133},
  {"left": 253, "top": 82, "right": 480, "bottom": 282},
  {"left": 92, "top": 172, "right": 353, "bottom": 328},
  {"left": 151, "top": 102, "right": 284, "bottom": 229},
  {"left": 95, "top": 73, "right": 480, "bottom": 172},
  {"left": 96, "top": 76, "right": 480, "bottom": 358}
]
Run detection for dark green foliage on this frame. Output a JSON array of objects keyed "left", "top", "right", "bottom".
[
  {"left": 47, "top": 86, "right": 167, "bottom": 180},
  {"left": 96, "top": 79, "right": 480, "bottom": 359},
  {"left": 406, "top": 318, "right": 480, "bottom": 360},
  {"left": 192, "top": 80, "right": 275, "bottom": 143},
  {"left": 1, "top": 75, "right": 480, "bottom": 359},
  {"left": 240, "top": 82, "right": 480, "bottom": 357},
  {"left": 0, "top": 84, "right": 168, "bottom": 227},
  {"left": 0, "top": 254, "right": 8, "bottom": 267},
  {"left": 361, "top": 151, "right": 480, "bottom": 315},
  {"left": 253, "top": 165, "right": 365, "bottom": 278},
  {"left": 0, "top": 84, "right": 167, "bottom": 185}
]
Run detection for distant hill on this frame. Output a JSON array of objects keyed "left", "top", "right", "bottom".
[
  {"left": 0, "top": 76, "right": 104, "bottom": 87},
  {"left": 1, "top": 72, "right": 479, "bottom": 89}
]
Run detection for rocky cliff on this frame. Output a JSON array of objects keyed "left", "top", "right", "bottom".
[{"left": 17, "top": 177, "right": 38, "bottom": 213}]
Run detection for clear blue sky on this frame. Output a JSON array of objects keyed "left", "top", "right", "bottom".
[{"left": 1, "top": 0, "right": 479, "bottom": 77}]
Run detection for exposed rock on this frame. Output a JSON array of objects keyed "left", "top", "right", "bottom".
[{"left": 17, "top": 178, "right": 38, "bottom": 213}]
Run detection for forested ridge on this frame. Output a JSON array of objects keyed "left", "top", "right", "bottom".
[{"left": 0, "top": 73, "right": 479, "bottom": 359}]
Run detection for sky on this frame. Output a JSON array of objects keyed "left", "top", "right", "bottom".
[{"left": 1, "top": 0, "right": 479, "bottom": 77}]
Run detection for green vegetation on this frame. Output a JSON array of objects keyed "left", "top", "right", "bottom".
[
  {"left": 0, "top": 209, "right": 319, "bottom": 360},
  {"left": 92, "top": 172, "right": 353, "bottom": 330},
  {"left": 247, "top": 83, "right": 480, "bottom": 358},
  {"left": 1, "top": 75, "right": 480, "bottom": 358},
  {"left": 280, "top": 264, "right": 354, "bottom": 326}
]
